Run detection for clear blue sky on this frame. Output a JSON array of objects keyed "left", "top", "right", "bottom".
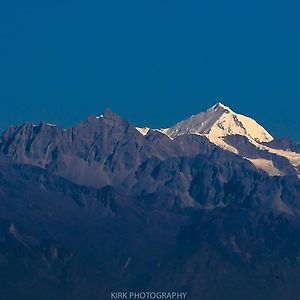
[{"left": 0, "top": 0, "right": 299, "bottom": 140}]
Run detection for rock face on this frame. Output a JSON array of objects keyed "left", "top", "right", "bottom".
[
  {"left": 0, "top": 106, "right": 300, "bottom": 300},
  {"left": 2, "top": 104, "right": 299, "bottom": 182}
]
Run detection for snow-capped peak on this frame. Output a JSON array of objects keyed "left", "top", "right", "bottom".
[
  {"left": 211, "top": 102, "right": 232, "bottom": 111},
  {"left": 161, "top": 102, "right": 273, "bottom": 143}
]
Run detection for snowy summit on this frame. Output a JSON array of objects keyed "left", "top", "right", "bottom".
[{"left": 161, "top": 102, "right": 273, "bottom": 143}]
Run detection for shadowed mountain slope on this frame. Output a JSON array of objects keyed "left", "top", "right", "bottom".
[{"left": 1, "top": 107, "right": 300, "bottom": 299}]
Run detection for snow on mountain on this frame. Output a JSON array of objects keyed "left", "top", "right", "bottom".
[
  {"left": 247, "top": 158, "right": 284, "bottom": 176},
  {"left": 2, "top": 103, "right": 299, "bottom": 178},
  {"left": 251, "top": 139, "right": 300, "bottom": 177},
  {"left": 148, "top": 102, "right": 300, "bottom": 177},
  {"left": 161, "top": 102, "right": 273, "bottom": 143},
  {"left": 136, "top": 127, "right": 150, "bottom": 136}
]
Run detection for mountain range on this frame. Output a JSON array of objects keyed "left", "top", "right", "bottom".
[{"left": 0, "top": 103, "right": 300, "bottom": 300}]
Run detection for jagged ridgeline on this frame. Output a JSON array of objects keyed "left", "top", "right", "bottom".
[{"left": 0, "top": 104, "right": 300, "bottom": 300}]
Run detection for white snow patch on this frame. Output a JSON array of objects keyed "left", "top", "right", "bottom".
[
  {"left": 247, "top": 158, "right": 283, "bottom": 176},
  {"left": 206, "top": 135, "right": 239, "bottom": 154},
  {"left": 266, "top": 148, "right": 300, "bottom": 168},
  {"left": 246, "top": 139, "right": 300, "bottom": 174},
  {"left": 135, "top": 127, "right": 150, "bottom": 136}
]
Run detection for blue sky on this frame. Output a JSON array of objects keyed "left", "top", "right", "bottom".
[{"left": 0, "top": 0, "right": 300, "bottom": 140}]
